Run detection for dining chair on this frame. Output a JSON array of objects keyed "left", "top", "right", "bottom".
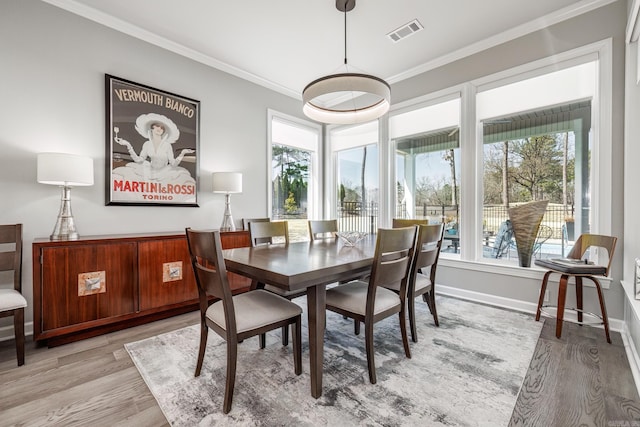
[
  {"left": 534, "top": 233, "right": 617, "bottom": 343},
  {"left": 248, "top": 220, "right": 304, "bottom": 346},
  {"left": 0, "top": 224, "right": 26, "bottom": 366},
  {"left": 308, "top": 219, "right": 338, "bottom": 241},
  {"left": 325, "top": 226, "right": 417, "bottom": 384},
  {"left": 242, "top": 217, "right": 271, "bottom": 245},
  {"left": 185, "top": 228, "right": 302, "bottom": 414},
  {"left": 389, "top": 223, "right": 444, "bottom": 342},
  {"left": 248, "top": 220, "right": 288, "bottom": 247}
]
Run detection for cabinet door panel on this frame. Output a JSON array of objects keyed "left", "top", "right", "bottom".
[
  {"left": 40, "top": 243, "right": 137, "bottom": 331},
  {"left": 138, "top": 238, "right": 197, "bottom": 310}
]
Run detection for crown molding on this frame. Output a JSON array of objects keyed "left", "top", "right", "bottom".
[
  {"left": 40, "top": 0, "right": 301, "bottom": 100},
  {"left": 42, "top": 0, "right": 618, "bottom": 102}
]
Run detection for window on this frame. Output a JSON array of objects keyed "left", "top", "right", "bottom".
[
  {"left": 390, "top": 97, "right": 461, "bottom": 253},
  {"left": 383, "top": 40, "right": 611, "bottom": 268},
  {"left": 329, "top": 121, "right": 379, "bottom": 234},
  {"left": 477, "top": 61, "right": 596, "bottom": 263},
  {"left": 268, "top": 111, "right": 321, "bottom": 242}
]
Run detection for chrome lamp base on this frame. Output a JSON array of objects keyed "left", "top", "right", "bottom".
[
  {"left": 50, "top": 185, "right": 80, "bottom": 240},
  {"left": 220, "top": 193, "right": 236, "bottom": 232}
]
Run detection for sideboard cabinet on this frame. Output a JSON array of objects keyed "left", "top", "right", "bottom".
[{"left": 32, "top": 230, "right": 250, "bottom": 346}]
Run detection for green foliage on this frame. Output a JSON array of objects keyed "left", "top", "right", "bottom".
[
  {"left": 483, "top": 133, "right": 575, "bottom": 205},
  {"left": 272, "top": 144, "right": 310, "bottom": 216},
  {"left": 284, "top": 192, "right": 297, "bottom": 214}
]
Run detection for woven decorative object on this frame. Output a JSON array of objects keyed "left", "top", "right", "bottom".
[{"left": 508, "top": 200, "right": 549, "bottom": 267}]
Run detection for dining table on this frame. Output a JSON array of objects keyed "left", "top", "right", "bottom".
[{"left": 222, "top": 235, "right": 377, "bottom": 398}]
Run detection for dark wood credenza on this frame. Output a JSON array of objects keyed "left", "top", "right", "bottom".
[{"left": 32, "top": 230, "right": 251, "bottom": 346}]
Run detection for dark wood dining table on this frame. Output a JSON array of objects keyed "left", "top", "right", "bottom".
[{"left": 222, "top": 235, "right": 377, "bottom": 398}]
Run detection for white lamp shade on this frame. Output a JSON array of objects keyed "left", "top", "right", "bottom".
[
  {"left": 302, "top": 74, "right": 391, "bottom": 125},
  {"left": 212, "top": 172, "right": 242, "bottom": 193},
  {"left": 37, "top": 152, "right": 94, "bottom": 186}
]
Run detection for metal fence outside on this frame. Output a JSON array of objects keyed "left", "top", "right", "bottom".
[{"left": 337, "top": 201, "right": 378, "bottom": 234}]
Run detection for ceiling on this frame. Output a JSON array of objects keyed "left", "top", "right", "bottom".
[{"left": 44, "top": 0, "right": 609, "bottom": 106}]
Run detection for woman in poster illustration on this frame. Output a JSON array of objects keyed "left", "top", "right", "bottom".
[{"left": 112, "top": 113, "right": 196, "bottom": 202}]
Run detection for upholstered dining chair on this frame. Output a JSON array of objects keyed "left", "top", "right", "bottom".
[
  {"left": 534, "top": 233, "right": 617, "bottom": 343},
  {"left": 389, "top": 223, "right": 444, "bottom": 342},
  {"left": 0, "top": 224, "right": 26, "bottom": 366},
  {"left": 308, "top": 219, "right": 338, "bottom": 241},
  {"left": 325, "top": 226, "right": 417, "bottom": 384},
  {"left": 185, "top": 228, "right": 302, "bottom": 414},
  {"left": 248, "top": 220, "right": 303, "bottom": 346}
]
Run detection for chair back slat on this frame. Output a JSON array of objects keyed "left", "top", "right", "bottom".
[
  {"left": 0, "top": 224, "right": 22, "bottom": 292},
  {"left": 392, "top": 218, "right": 428, "bottom": 228},
  {"left": 242, "top": 217, "right": 270, "bottom": 230},
  {"left": 185, "top": 228, "right": 233, "bottom": 302},
  {"left": 308, "top": 220, "right": 338, "bottom": 241},
  {"left": 369, "top": 227, "right": 417, "bottom": 301},
  {"left": 249, "top": 221, "right": 289, "bottom": 247},
  {"left": 567, "top": 233, "right": 617, "bottom": 276}
]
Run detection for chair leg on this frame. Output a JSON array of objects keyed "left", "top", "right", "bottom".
[
  {"left": 364, "top": 319, "right": 376, "bottom": 384},
  {"left": 399, "top": 308, "right": 411, "bottom": 359},
  {"left": 575, "top": 277, "right": 583, "bottom": 324},
  {"left": 223, "top": 340, "right": 238, "bottom": 414},
  {"left": 281, "top": 326, "right": 289, "bottom": 346},
  {"left": 591, "top": 278, "right": 612, "bottom": 344},
  {"left": 195, "top": 322, "right": 208, "bottom": 377},
  {"left": 292, "top": 320, "right": 302, "bottom": 375},
  {"left": 535, "top": 271, "right": 552, "bottom": 321},
  {"left": 429, "top": 290, "right": 439, "bottom": 327},
  {"left": 354, "top": 319, "right": 360, "bottom": 335},
  {"left": 555, "top": 274, "right": 570, "bottom": 339},
  {"left": 15, "top": 308, "right": 24, "bottom": 366},
  {"left": 408, "top": 295, "right": 418, "bottom": 343},
  {"left": 259, "top": 333, "right": 266, "bottom": 349}
]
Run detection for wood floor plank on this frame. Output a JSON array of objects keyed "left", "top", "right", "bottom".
[{"left": 0, "top": 366, "right": 152, "bottom": 426}]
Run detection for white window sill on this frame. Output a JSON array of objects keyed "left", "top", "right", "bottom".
[{"left": 438, "top": 255, "right": 611, "bottom": 289}]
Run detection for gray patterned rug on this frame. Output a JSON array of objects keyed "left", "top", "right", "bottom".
[{"left": 125, "top": 296, "right": 543, "bottom": 426}]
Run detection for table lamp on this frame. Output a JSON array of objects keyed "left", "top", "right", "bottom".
[
  {"left": 37, "top": 152, "right": 94, "bottom": 240},
  {"left": 212, "top": 172, "right": 242, "bottom": 231}
]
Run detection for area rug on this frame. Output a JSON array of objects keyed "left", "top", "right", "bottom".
[{"left": 125, "top": 296, "right": 543, "bottom": 426}]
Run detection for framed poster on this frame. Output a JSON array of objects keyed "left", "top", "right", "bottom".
[{"left": 105, "top": 74, "right": 199, "bottom": 206}]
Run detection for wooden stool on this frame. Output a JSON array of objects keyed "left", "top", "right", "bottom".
[{"left": 534, "top": 234, "right": 617, "bottom": 344}]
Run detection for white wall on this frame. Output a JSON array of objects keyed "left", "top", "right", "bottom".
[{"left": 0, "top": 0, "right": 305, "bottom": 334}]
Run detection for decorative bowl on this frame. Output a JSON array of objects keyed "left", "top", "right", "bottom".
[{"left": 336, "top": 231, "right": 367, "bottom": 246}]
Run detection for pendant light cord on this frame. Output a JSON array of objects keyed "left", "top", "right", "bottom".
[{"left": 344, "top": 2, "right": 347, "bottom": 65}]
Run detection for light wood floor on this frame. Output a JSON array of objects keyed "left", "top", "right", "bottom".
[{"left": 1, "top": 310, "right": 640, "bottom": 426}]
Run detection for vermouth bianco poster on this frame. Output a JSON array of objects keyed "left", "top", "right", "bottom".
[{"left": 105, "top": 74, "right": 199, "bottom": 206}]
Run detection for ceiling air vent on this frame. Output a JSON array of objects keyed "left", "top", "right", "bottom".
[{"left": 387, "top": 19, "right": 423, "bottom": 43}]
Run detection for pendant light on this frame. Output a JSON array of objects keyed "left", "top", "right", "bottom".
[{"left": 302, "top": 0, "right": 390, "bottom": 125}]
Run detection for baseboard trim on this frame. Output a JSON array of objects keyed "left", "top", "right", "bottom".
[
  {"left": 621, "top": 324, "right": 640, "bottom": 398},
  {"left": 0, "top": 321, "right": 33, "bottom": 342},
  {"left": 437, "top": 284, "right": 625, "bottom": 333}
]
